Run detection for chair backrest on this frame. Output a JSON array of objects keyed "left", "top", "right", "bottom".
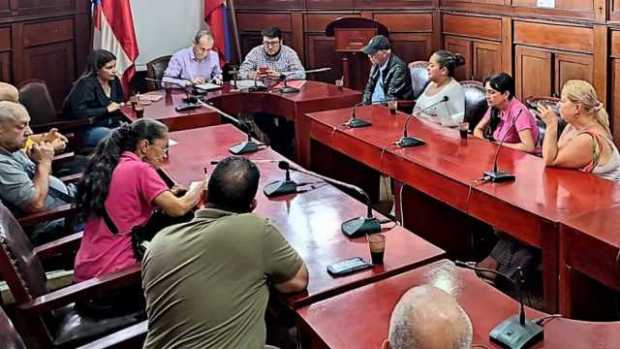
[
  {"left": 0, "top": 306, "right": 27, "bottom": 349},
  {"left": 524, "top": 96, "right": 566, "bottom": 148},
  {"left": 461, "top": 80, "right": 488, "bottom": 131},
  {"left": 408, "top": 61, "right": 430, "bottom": 99},
  {"left": 0, "top": 201, "right": 47, "bottom": 303},
  {"left": 146, "top": 55, "right": 172, "bottom": 91},
  {"left": 18, "top": 80, "right": 58, "bottom": 126}
]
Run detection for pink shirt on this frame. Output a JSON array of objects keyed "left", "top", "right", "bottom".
[
  {"left": 489, "top": 98, "right": 539, "bottom": 150},
  {"left": 74, "top": 152, "right": 168, "bottom": 282}
]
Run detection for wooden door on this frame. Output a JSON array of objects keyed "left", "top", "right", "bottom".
[
  {"left": 22, "top": 41, "right": 74, "bottom": 108},
  {"left": 515, "top": 45, "right": 552, "bottom": 99},
  {"left": 472, "top": 41, "right": 501, "bottom": 81},
  {"left": 444, "top": 36, "right": 472, "bottom": 81}
]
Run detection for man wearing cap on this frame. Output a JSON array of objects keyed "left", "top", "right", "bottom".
[{"left": 361, "top": 35, "right": 413, "bottom": 105}]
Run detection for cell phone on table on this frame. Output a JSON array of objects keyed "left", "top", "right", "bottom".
[{"left": 327, "top": 257, "right": 372, "bottom": 277}]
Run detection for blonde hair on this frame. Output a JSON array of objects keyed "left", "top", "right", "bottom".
[{"left": 561, "top": 80, "right": 611, "bottom": 137}]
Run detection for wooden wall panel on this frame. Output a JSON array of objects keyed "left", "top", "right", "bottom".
[
  {"left": 306, "top": 0, "right": 355, "bottom": 10},
  {"left": 514, "top": 21, "right": 593, "bottom": 53},
  {"left": 23, "top": 19, "right": 73, "bottom": 47},
  {"left": 236, "top": 13, "right": 292, "bottom": 32},
  {"left": 554, "top": 53, "right": 593, "bottom": 93},
  {"left": 306, "top": 35, "right": 341, "bottom": 83},
  {"left": 391, "top": 33, "right": 433, "bottom": 63},
  {"left": 23, "top": 41, "right": 74, "bottom": 109},
  {"left": 373, "top": 13, "right": 433, "bottom": 32},
  {"left": 472, "top": 41, "right": 501, "bottom": 81},
  {"left": 511, "top": 0, "right": 593, "bottom": 12},
  {"left": 444, "top": 36, "right": 472, "bottom": 80},
  {"left": 235, "top": 0, "right": 305, "bottom": 9},
  {"left": 442, "top": 14, "right": 502, "bottom": 41},
  {"left": 0, "top": 52, "right": 10, "bottom": 81},
  {"left": 515, "top": 46, "right": 552, "bottom": 99},
  {"left": 305, "top": 13, "right": 358, "bottom": 32}
]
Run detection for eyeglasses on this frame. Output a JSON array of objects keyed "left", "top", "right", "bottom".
[
  {"left": 263, "top": 40, "right": 280, "bottom": 47},
  {"left": 149, "top": 141, "right": 169, "bottom": 152}
]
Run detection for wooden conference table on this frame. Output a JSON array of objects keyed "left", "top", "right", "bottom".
[
  {"left": 123, "top": 81, "right": 361, "bottom": 167},
  {"left": 297, "top": 259, "right": 620, "bottom": 349},
  {"left": 302, "top": 105, "right": 620, "bottom": 313},
  {"left": 559, "top": 206, "right": 620, "bottom": 316},
  {"left": 297, "top": 259, "right": 546, "bottom": 349},
  {"left": 161, "top": 124, "right": 445, "bottom": 308}
]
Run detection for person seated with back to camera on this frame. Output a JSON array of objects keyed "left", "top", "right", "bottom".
[
  {"left": 473, "top": 73, "right": 539, "bottom": 154},
  {"left": 382, "top": 284, "right": 473, "bottom": 349},
  {"left": 162, "top": 29, "right": 223, "bottom": 88},
  {"left": 413, "top": 50, "right": 465, "bottom": 127},
  {"left": 63, "top": 49, "right": 124, "bottom": 148}
]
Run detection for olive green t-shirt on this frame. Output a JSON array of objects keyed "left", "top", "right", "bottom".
[{"left": 142, "top": 208, "right": 303, "bottom": 349}]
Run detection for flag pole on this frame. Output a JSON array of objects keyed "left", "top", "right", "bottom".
[{"left": 226, "top": 0, "right": 243, "bottom": 64}]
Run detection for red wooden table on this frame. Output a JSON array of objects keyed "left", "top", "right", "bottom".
[
  {"left": 296, "top": 259, "right": 546, "bottom": 349},
  {"left": 543, "top": 318, "right": 620, "bottom": 348},
  {"left": 303, "top": 105, "right": 620, "bottom": 312},
  {"left": 123, "top": 81, "right": 361, "bottom": 167},
  {"left": 559, "top": 206, "right": 620, "bottom": 316},
  {"left": 161, "top": 125, "right": 445, "bottom": 308}
]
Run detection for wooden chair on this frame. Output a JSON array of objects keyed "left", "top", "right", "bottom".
[
  {"left": 18, "top": 80, "right": 92, "bottom": 135},
  {"left": 408, "top": 61, "right": 430, "bottom": 100},
  {"left": 1, "top": 305, "right": 148, "bottom": 349},
  {"left": 146, "top": 55, "right": 172, "bottom": 91},
  {"left": 0, "top": 201, "right": 143, "bottom": 348},
  {"left": 461, "top": 80, "right": 488, "bottom": 132}
]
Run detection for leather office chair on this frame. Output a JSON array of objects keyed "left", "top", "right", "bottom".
[
  {"left": 462, "top": 80, "right": 488, "bottom": 132},
  {"left": 408, "top": 61, "right": 430, "bottom": 99},
  {"left": 0, "top": 202, "right": 142, "bottom": 348},
  {"left": 146, "top": 55, "right": 172, "bottom": 91},
  {"left": 525, "top": 96, "right": 566, "bottom": 148},
  {"left": 18, "top": 79, "right": 91, "bottom": 135}
]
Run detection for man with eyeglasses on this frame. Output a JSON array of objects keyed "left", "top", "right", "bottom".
[
  {"left": 238, "top": 26, "right": 305, "bottom": 157},
  {"left": 238, "top": 26, "right": 305, "bottom": 82}
]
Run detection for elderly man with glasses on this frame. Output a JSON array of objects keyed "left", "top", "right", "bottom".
[{"left": 238, "top": 26, "right": 305, "bottom": 82}]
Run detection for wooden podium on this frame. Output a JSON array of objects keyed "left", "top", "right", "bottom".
[{"left": 326, "top": 18, "right": 388, "bottom": 90}]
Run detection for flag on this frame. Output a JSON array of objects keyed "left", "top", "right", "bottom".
[
  {"left": 92, "top": 0, "right": 139, "bottom": 94},
  {"left": 205, "top": 0, "right": 234, "bottom": 65}
]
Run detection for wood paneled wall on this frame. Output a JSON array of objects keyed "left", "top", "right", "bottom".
[
  {"left": 233, "top": 0, "right": 620, "bottom": 146},
  {"left": 0, "top": 0, "right": 90, "bottom": 108}
]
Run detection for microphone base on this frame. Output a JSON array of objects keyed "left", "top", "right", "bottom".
[
  {"left": 229, "top": 140, "right": 260, "bottom": 155},
  {"left": 345, "top": 117, "right": 372, "bottom": 128},
  {"left": 247, "top": 86, "right": 268, "bottom": 92},
  {"left": 396, "top": 136, "right": 425, "bottom": 148},
  {"left": 279, "top": 86, "right": 300, "bottom": 94},
  {"left": 341, "top": 217, "right": 381, "bottom": 238},
  {"left": 484, "top": 170, "right": 516, "bottom": 183},
  {"left": 263, "top": 180, "right": 298, "bottom": 197},
  {"left": 490, "top": 315, "right": 543, "bottom": 349}
]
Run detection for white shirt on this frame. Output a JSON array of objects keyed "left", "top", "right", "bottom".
[{"left": 414, "top": 78, "right": 465, "bottom": 127}]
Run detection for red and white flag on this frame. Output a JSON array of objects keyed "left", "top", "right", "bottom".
[{"left": 92, "top": 0, "right": 139, "bottom": 93}]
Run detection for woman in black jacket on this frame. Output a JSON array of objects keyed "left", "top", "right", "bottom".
[{"left": 64, "top": 49, "right": 124, "bottom": 147}]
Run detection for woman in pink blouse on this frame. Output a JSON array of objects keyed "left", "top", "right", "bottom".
[
  {"left": 74, "top": 119, "right": 203, "bottom": 316},
  {"left": 473, "top": 73, "right": 539, "bottom": 154}
]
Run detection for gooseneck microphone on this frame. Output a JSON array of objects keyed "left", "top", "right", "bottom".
[
  {"left": 263, "top": 161, "right": 298, "bottom": 197},
  {"left": 277, "top": 161, "right": 383, "bottom": 237},
  {"left": 455, "top": 260, "right": 543, "bottom": 349},
  {"left": 345, "top": 98, "right": 406, "bottom": 129},
  {"left": 196, "top": 100, "right": 262, "bottom": 155},
  {"left": 397, "top": 96, "right": 449, "bottom": 148},
  {"left": 483, "top": 109, "right": 523, "bottom": 182}
]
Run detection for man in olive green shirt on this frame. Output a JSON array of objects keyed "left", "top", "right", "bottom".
[{"left": 142, "top": 156, "right": 308, "bottom": 349}]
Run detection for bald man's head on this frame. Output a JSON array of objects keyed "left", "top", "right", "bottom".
[
  {"left": 386, "top": 285, "right": 473, "bottom": 349},
  {"left": 0, "top": 82, "right": 19, "bottom": 103}
]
